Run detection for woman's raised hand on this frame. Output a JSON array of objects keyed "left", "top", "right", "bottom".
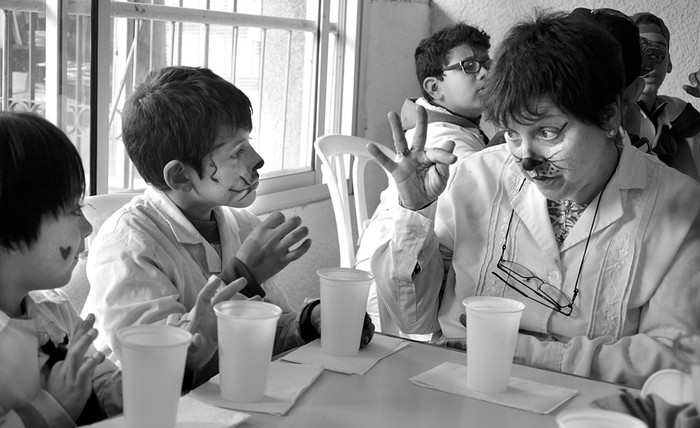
[{"left": 367, "top": 105, "right": 457, "bottom": 211}]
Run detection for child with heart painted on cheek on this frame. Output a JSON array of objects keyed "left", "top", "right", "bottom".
[{"left": 0, "top": 112, "right": 123, "bottom": 427}]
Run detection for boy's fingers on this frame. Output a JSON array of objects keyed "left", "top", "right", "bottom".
[
  {"left": 279, "top": 226, "right": 309, "bottom": 251},
  {"left": 188, "top": 332, "right": 206, "bottom": 352},
  {"left": 282, "top": 239, "right": 312, "bottom": 263},
  {"left": 261, "top": 211, "right": 286, "bottom": 229},
  {"left": 65, "top": 328, "right": 98, "bottom": 373},
  {"left": 75, "top": 351, "right": 105, "bottom": 385},
  {"left": 269, "top": 216, "right": 304, "bottom": 241},
  {"left": 72, "top": 313, "right": 96, "bottom": 340},
  {"left": 210, "top": 277, "right": 247, "bottom": 306}
]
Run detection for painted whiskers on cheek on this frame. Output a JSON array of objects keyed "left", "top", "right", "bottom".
[
  {"left": 208, "top": 157, "right": 220, "bottom": 183},
  {"left": 513, "top": 152, "right": 569, "bottom": 178}
]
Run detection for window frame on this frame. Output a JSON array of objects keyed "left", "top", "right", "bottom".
[{"left": 1, "top": 0, "right": 362, "bottom": 212}]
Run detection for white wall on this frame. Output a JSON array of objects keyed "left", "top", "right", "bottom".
[{"left": 260, "top": 199, "right": 338, "bottom": 309}]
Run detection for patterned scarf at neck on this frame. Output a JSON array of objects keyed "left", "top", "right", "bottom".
[{"left": 547, "top": 199, "right": 588, "bottom": 248}]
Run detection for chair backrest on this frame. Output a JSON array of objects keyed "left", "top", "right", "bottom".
[
  {"left": 314, "top": 134, "right": 394, "bottom": 268},
  {"left": 64, "top": 192, "right": 141, "bottom": 313},
  {"left": 82, "top": 192, "right": 141, "bottom": 249}
]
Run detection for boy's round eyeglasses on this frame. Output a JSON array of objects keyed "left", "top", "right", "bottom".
[{"left": 441, "top": 58, "right": 491, "bottom": 75}]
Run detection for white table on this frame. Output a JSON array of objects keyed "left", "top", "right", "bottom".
[
  {"left": 90, "top": 335, "right": 631, "bottom": 427},
  {"left": 231, "top": 336, "right": 626, "bottom": 427}
]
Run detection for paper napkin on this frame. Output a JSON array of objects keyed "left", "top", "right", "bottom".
[
  {"left": 410, "top": 361, "right": 578, "bottom": 414},
  {"left": 189, "top": 361, "right": 324, "bottom": 416},
  {"left": 82, "top": 395, "right": 249, "bottom": 427},
  {"left": 280, "top": 334, "right": 409, "bottom": 375}
]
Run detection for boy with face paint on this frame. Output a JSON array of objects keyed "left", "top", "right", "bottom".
[
  {"left": 82, "top": 67, "right": 374, "bottom": 382},
  {"left": 632, "top": 12, "right": 700, "bottom": 179}
]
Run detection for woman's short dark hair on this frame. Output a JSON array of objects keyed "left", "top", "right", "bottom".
[
  {"left": 121, "top": 66, "right": 253, "bottom": 191},
  {"left": 415, "top": 23, "right": 491, "bottom": 101},
  {"left": 0, "top": 112, "right": 86, "bottom": 249},
  {"left": 483, "top": 11, "right": 625, "bottom": 128}
]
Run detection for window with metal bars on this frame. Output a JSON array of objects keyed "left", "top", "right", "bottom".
[{"left": 0, "top": 0, "right": 358, "bottom": 207}]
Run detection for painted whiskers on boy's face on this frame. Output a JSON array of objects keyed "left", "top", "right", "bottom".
[{"left": 195, "top": 127, "right": 264, "bottom": 210}]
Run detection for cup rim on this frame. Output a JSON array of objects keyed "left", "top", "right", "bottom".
[
  {"left": 214, "top": 300, "right": 282, "bottom": 320},
  {"left": 117, "top": 325, "right": 192, "bottom": 348},
  {"left": 462, "top": 296, "right": 525, "bottom": 313},
  {"left": 317, "top": 267, "right": 374, "bottom": 282},
  {"left": 555, "top": 409, "right": 647, "bottom": 426}
]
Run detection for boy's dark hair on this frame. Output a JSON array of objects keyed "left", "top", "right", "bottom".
[
  {"left": 632, "top": 12, "right": 670, "bottom": 46},
  {"left": 483, "top": 11, "right": 624, "bottom": 128},
  {"left": 570, "top": 8, "right": 642, "bottom": 88},
  {"left": 122, "top": 66, "right": 253, "bottom": 191},
  {"left": 414, "top": 23, "right": 490, "bottom": 101},
  {"left": 0, "top": 112, "right": 85, "bottom": 250}
]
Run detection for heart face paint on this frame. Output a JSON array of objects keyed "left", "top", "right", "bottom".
[{"left": 59, "top": 246, "right": 72, "bottom": 260}]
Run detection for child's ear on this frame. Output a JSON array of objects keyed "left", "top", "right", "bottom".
[
  {"left": 601, "top": 99, "right": 621, "bottom": 131},
  {"left": 422, "top": 76, "right": 443, "bottom": 102},
  {"left": 667, "top": 56, "right": 673, "bottom": 74},
  {"left": 163, "top": 160, "right": 194, "bottom": 192}
]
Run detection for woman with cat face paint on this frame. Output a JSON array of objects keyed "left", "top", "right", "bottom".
[{"left": 367, "top": 11, "right": 700, "bottom": 389}]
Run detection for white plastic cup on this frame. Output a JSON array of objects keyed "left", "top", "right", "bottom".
[
  {"left": 556, "top": 409, "right": 648, "bottom": 428},
  {"left": 214, "top": 300, "right": 282, "bottom": 402},
  {"left": 118, "top": 325, "right": 192, "bottom": 428},
  {"left": 318, "top": 267, "right": 373, "bottom": 356},
  {"left": 463, "top": 296, "right": 525, "bottom": 393}
]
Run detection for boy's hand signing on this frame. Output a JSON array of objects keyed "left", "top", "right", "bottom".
[
  {"left": 46, "top": 314, "right": 106, "bottom": 421},
  {"left": 683, "top": 68, "right": 700, "bottom": 98},
  {"left": 236, "top": 212, "right": 311, "bottom": 284},
  {"left": 367, "top": 105, "right": 457, "bottom": 211},
  {"left": 185, "top": 277, "right": 247, "bottom": 370}
]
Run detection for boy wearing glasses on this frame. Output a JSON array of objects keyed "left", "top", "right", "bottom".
[{"left": 355, "top": 23, "right": 491, "bottom": 334}]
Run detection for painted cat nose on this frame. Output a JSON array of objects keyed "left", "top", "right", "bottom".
[{"left": 521, "top": 157, "right": 543, "bottom": 171}]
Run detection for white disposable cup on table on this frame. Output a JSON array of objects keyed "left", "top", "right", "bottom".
[
  {"left": 117, "top": 325, "right": 192, "bottom": 428},
  {"left": 556, "top": 409, "right": 647, "bottom": 428},
  {"left": 463, "top": 296, "right": 525, "bottom": 393},
  {"left": 214, "top": 300, "right": 282, "bottom": 402},
  {"left": 317, "top": 267, "right": 373, "bottom": 356}
]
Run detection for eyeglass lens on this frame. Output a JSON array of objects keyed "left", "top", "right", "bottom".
[{"left": 461, "top": 59, "right": 490, "bottom": 73}]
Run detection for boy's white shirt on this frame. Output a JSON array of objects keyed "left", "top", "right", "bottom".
[
  {"left": 0, "top": 289, "right": 121, "bottom": 427},
  {"left": 82, "top": 186, "right": 292, "bottom": 363}
]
